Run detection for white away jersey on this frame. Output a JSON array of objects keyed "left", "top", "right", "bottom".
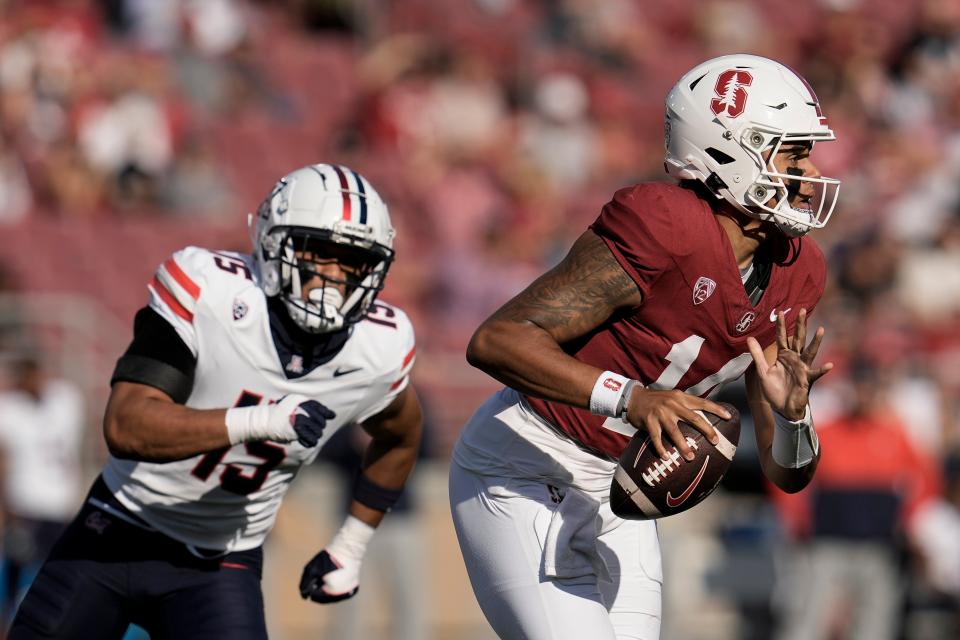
[{"left": 102, "top": 246, "right": 416, "bottom": 552}]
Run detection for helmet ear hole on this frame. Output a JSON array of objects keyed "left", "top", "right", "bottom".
[
  {"left": 704, "top": 173, "right": 728, "bottom": 195},
  {"left": 704, "top": 148, "right": 736, "bottom": 165}
]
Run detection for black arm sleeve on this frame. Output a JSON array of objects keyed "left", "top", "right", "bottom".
[{"left": 110, "top": 307, "right": 197, "bottom": 403}]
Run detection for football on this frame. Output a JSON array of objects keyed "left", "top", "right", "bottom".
[{"left": 610, "top": 403, "right": 740, "bottom": 520}]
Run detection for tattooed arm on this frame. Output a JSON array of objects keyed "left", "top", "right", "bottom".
[
  {"left": 467, "top": 229, "right": 727, "bottom": 459},
  {"left": 466, "top": 230, "right": 641, "bottom": 408}
]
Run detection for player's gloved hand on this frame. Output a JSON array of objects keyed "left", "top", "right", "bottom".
[
  {"left": 225, "top": 394, "right": 335, "bottom": 447},
  {"left": 299, "top": 515, "right": 375, "bottom": 604},
  {"left": 299, "top": 549, "right": 359, "bottom": 604}
]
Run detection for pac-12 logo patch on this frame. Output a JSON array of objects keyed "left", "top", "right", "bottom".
[
  {"left": 710, "top": 70, "right": 753, "bottom": 118},
  {"left": 693, "top": 277, "right": 717, "bottom": 305},
  {"left": 232, "top": 298, "right": 248, "bottom": 321}
]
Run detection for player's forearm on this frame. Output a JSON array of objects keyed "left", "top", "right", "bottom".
[
  {"left": 760, "top": 448, "right": 819, "bottom": 493},
  {"left": 349, "top": 422, "right": 422, "bottom": 528},
  {"left": 467, "top": 320, "right": 604, "bottom": 408},
  {"left": 467, "top": 230, "right": 641, "bottom": 407},
  {"left": 750, "top": 400, "right": 819, "bottom": 493},
  {"left": 360, "top": 431, "right": 420, "bottom": 492},
  {"left": 104, "top": 390, "right": 231, "bottom": 462}
]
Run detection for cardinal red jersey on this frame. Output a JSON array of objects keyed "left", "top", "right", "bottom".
[{"left": 525, "top": 183, "right": 825, "bottom": 459}]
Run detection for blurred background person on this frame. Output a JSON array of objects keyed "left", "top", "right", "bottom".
[
  {"left": 0, "top": 351, "right": 84, "bottom": 629},
  {"left": 772, "top": 360, "right": 940, "bottom": 640},
  {"left": 908, "top": 453, "right": 960, "bottom": 639}
]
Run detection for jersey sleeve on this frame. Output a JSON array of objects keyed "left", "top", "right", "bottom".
[
  {"left": 588, "top": 185, "right": 674, "bottom": 299},
  {"left": 146, "top": 247, "right": 208, "bottom": 357},
  {"left": 111, "top": 307, "right": 197, "bottom": 402},
  {"left": 355, "top": 310, "right": 417, "bottom": 424}
]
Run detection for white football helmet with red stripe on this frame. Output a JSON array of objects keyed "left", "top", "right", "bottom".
[
  {"left": 664, "top": 54, "right": 840, "bottom": 237},
  {"left": 250, "top": 164, "right": 395, "bottom": 333}
]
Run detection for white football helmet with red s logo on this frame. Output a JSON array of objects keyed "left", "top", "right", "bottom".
[
  {"left": 250, "top": 164, "right": 395, "bottom": 333},
  {"left": 664, "top": 54, "right": 840, "bottom": 237}
]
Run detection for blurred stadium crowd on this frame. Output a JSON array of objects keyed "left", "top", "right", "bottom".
[{"left": 1, "top": 0, "right": 960, "bottom": 638}]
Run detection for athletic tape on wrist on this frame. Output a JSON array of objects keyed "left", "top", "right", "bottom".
[
  {"left": 225, "top": 405, "right": 262, "bottom": 445},
  {"left": 589, "top": 371, "right": 634, "bottom": 418},
  {"left": 353, "top": 474, "right": 404, "bottom": 512},
  {"left": 327, "top": 515, "right": 376, "bottom": 565},
  {"left": 772, "top": 405, "right": 819, "bottom": 468}
]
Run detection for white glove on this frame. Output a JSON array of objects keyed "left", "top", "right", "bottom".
[
  {"left": 299, "top": 515, "right": 375, "bottom": 604},
  {"left": 225, "top": 394, "right": 335, "bottom": 447}
]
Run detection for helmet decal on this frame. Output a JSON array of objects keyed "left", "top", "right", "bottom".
[
  {"left": 348, "top": 167, "right": 368, "bottom": 224},
  {"left": 710, "top": 70, "right": 753, "bottom": 118},
  {"left": 329, "top": 164, "right": 353, "bottom": 221}
]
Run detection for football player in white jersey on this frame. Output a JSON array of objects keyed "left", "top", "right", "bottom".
[{"left": 9, "top": 164, "right": 423, "bottom": 639}]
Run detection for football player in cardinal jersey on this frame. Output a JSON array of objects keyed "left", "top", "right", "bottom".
[
  {"left": 449, "top": 54, "right": 838, "bottom": 639},
  {"left": 9, "top": 164, "right": 422, "bottom": 639}
]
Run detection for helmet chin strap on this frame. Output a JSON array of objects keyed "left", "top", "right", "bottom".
[
  {"left": 725, "top": 191, "right": 813, "bottom": 238},
  {"left": 761, "top": 188, "right": 816, "bottom": 237},
  {"left": 285, "top": 288, "right": 346, "bottom": 333},
  {"left": 770, "top": 208, "right": 814, "bottom": 237}
]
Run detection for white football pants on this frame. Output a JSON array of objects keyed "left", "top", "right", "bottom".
[{"left": 449, "top": 388, "right": 662, "bottom": 640}]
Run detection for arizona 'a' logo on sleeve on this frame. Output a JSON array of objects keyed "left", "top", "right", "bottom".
[{"left": 710, "top": 70, "right": 753, "bottom": 118}]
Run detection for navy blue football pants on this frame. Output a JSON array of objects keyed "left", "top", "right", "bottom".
[{"left": 8, "top": 478, "right": 268, "bottom": 639}]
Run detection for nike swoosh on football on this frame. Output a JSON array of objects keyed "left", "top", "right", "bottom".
[
  {"left": 666, "top": 456, "right": 710, "bottom": 508},
  {"left": 769, "top": 307, "right": 792, "bottom": 322},
  {"left": 333, "top": 367, "right": 362, "bottom": 377}
]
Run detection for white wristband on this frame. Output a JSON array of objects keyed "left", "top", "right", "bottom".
[
  {"left": 772, "top": 405, "right": 819, "bottom": 468},
  {"left": 589, "top": 371, "right": 635, "bottom": 418},
  {"left": 326, "top": 515, "right": 376, "bottom": 565}
]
